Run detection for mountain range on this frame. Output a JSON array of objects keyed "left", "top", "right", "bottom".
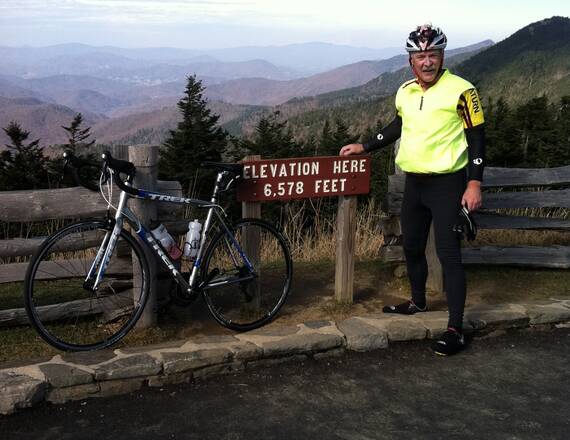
[
  {"left": 0, "top": 39, "right": 493, "bottom": 146},
  {"left": 0, "top": 17, "right": 568, "bottom": 148}
]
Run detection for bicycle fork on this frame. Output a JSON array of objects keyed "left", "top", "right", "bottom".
[{"left": 85, "top": 192, "right": 129, "bottom": 291}]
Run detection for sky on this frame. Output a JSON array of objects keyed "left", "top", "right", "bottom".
[{"left": 1, "top": 0, "right": 568, "bottom": 49}]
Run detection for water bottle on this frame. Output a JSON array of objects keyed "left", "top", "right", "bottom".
[
  {"left": 150, "top": 223, "right": 182, "bottom": 260},
  {"left": 183, "top": 219, "right": 202, "bottom": 259}
]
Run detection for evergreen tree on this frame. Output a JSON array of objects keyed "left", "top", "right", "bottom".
[
  {"left": 239, "top": 111, "right": 300, "bottom": 159},
  {"left": 0, "top": 121, "right": 48, "bottom": 190},
  {"left": 360, "top": 118, "right": 395, "bottom": 203},
  {"left": 317, "top": 118, "right": 358, "bottom": 156},
  {"left": 61, "top": 113, "right": 95, "bottom": 154},
  {"left": 332, "top": 118, "right": 356, "bottom": 150},
  {"left": 514, "top": 96, "right": 558, "bottom": 167},
  {"left": 159, "top": 75, "right": 227, "bottom": 196},
  {"left": 551, "top": 96, "right": 570, "bottom": 167},
  {"left": 485, "top": 97, "right": 521, "bottom": 167},
  {"left": 317, "top": 120, "right": 335, "bottom": 156}
]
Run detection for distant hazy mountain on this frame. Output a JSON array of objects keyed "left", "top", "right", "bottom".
[
  {"left": 0, "top": 49, "right": 298, "bottom": 84},
  {"left": 205, "top": 40, "right": 494, "bottom": 106},
  {"left": 91, "top": 101, "right": 262, "bottom": 146},
  {"left": 206, "top": 42, "right": 402, "bottom": 74},
  {"left": 0, "top": 96, "right": 105, "bottom": 146},
  {"left": 0, "top": 42, "right": 402, "bottom": 81},
  {"left": 0, "top": 74, "right": 222, "bottom": 117}
]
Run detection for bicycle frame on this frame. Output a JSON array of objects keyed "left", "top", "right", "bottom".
[{"left": 87, "top": 170, "right": 255, "bottom": 295}]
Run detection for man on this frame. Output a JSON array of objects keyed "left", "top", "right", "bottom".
[{"left": 339, "top": 24, "right": 485, "bottom": 356}]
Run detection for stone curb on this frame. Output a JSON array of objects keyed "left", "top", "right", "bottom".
[{"left": 1, "top": 300, "right": 569, "bottom": 415}]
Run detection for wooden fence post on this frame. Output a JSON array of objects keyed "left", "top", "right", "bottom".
[
  {"left": 335, "top": 195, "right": 358, "bottom": 303},
  {"left": 241, "top": 155, "right": 262, "bottom": 308},
  {"left": 129, "top": 145, "right": 158, "bottom": 328},
  {"left": 241, "top": 155, "right": 262, "bottom": 220}
]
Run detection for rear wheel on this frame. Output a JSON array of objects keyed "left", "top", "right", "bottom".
[
  {"left": 24, "top": 220, "right": 150, "bottom": 351},
  {"left": 201, "top": 219, "right": 292, "bottom": 331}
]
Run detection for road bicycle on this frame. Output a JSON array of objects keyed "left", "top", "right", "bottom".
[{"left": 24, "top": 151, "right": 292, "bottom": 351}]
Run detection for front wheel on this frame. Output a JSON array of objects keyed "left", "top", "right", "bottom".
[
  {"left": 24, "top": 220, "right": 150, "bottom": 351},
  {"left": 201, "top": 219, "right": 292, "bottom": 331}
]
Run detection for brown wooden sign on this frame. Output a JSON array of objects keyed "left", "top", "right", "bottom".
[{"left": 237, "top": 156, "right": 370, "bottom": 202}]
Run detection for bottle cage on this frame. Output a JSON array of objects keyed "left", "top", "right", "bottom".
[{"left": 452, "top": 206, "right": 477, "bottom": 241}]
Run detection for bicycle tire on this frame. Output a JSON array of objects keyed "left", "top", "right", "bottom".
[
  {"left": 201, "top": 218, "right": 292, "bottom": 331},
  {"left": 24, "top": 219, "right": 150, "bottom": 351}
]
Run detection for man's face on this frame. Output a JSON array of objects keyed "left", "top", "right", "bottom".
[{"left": 410, "top": 49, "right": 443, "bottom": 85}]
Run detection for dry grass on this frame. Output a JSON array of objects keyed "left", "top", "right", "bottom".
[{"left": 283, "top": 199, "right": 384, "bottom": 262}]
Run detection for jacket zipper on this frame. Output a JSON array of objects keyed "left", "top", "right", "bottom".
[{"left": 419, "top": 96, "right": 424, "bottom": 110}]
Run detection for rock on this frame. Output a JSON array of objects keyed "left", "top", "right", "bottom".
[
  {"left": 46, "top": 383, "right": 100, "bottom": 404},
  {"left": 464, "top": 304, "right": 529, "bottom": 330},
  {"left": 97, "top": 378, "right": 145, "bottom": 398},
  {"left": 522, "top": 303, "right": 570, "bottom": 325},
  {"left": 39, "top": 364, "right": 93, "bottom": 388},
  {"left": 230, "top": 342, "right": 263, "bottom": 362},
  {"left": 93, "top": 354, "right": 162, "bottom": 381},
  {"left": 162, "top": 348, "right": 232, "bottom": 374},
  {"left": 147, "top": 372, "right": 192, "bottom": 388},
  {"left": 60, "top": 350, "right": 116, "bottom": 366},
  {"left": 193, "top": 362, "right": 244, "bottom": 379},
  {"left": 247, "top": 355, "right": 308, "bottom": 370},
  {"left": 359, "top": 316, "right": 427, "bottom": 341},
  {"left": 0, "top": 371, "right": 46, "bottom": 415},
  {"left": 415, "top": 311, "right": 449, "bottom": 339},
  {"left": 254, "top": 333, "right": 343, "bottom": 358},
  {"left": 313, "top": 348, "right": 346, "bottom": 360},
  {"left": 338, "top": 317, "right": 389, "bottom": 351}
]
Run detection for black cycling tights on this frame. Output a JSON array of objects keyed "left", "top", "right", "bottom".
[{"left": 401, "top": 169, "right": 467, "bottom": 329}]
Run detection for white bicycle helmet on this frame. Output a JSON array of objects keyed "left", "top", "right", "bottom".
[{"left": 406, "top": 24, "right": 447, "bottom": 52}]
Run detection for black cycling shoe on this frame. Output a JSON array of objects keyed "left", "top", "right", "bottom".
[
  {"left": 432, "top": 327, "right": 465, "bottom": 356},
  {"left": 382, "top": 300, "right": 427, "bottom": 315}
]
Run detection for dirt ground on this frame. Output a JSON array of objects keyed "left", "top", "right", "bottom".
[
  {"left": 138, "top": 260, "right": 570, "bottom": 339},
  {"left": 2, "top": 259, "right": 570, "bottom": 364}
]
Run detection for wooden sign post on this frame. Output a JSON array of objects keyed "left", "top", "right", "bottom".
[{"left": 238, "top": 155, "right": 371, "bottom": 304}]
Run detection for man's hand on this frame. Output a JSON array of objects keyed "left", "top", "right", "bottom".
[
  {"left": 339, "top": 143, "right": 365, "bottom": 156},
  {"left": 462, "top": 180, "right": 482, "bottom": 211}
]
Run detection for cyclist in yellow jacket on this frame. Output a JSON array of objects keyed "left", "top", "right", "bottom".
[{"left": 340, "top": 24, "right": 485, "bottom": 356}]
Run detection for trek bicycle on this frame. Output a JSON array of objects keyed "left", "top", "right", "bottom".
[{"left": 24, "top": 151, "right": 292, "bottom": 351}]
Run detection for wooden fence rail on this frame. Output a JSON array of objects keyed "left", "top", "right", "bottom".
[
  {"left": 0, "top": 145, "right": 182, "bottom": 329},
  {"left": 0, "top": 146, "right": 182, "bottom": 276},
  {"left": 381, "top": 165, "right": 570, "bottom": 291}
]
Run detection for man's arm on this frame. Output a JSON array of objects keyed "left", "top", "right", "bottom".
[
  {"left": 339, "top": 115, "right": 402, "bottom": 156},
  {"left": 363, "top": 115, "right": 403, "bottom": 152},
  {"left": 458, "top": 88, "right": 485, "bottom": 210},
  {"left": 465, "top": 125, "right": 485, "bottom": 181}
]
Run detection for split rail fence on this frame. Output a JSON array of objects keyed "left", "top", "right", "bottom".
[{"left": 0, "top": 145, "right": 183, "bottom": 327}]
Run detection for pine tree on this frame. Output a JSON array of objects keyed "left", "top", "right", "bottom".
[
  {"left": 486, "top": 97, "right": 521, "bottom": 167},
  {"left": 514, "top": 96, "right": 558, "bottom": 167},
  {"left": 0, "top": 121, "right": 48, "bottom": 190},
  {"left": 360, "top": 118, "right": 395, "bottom": 203},
  {"left": 159, "top": 75, "right": 227, "bottom": 196},
  {"left": 550, "top": 96, "right": 570, "bottom": 167},
  {"left": 239, "top": 111, "right": 300, "bottom": 159},
  {"left": 61, "top": 113, "right": 95, "bottom": 154}
]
